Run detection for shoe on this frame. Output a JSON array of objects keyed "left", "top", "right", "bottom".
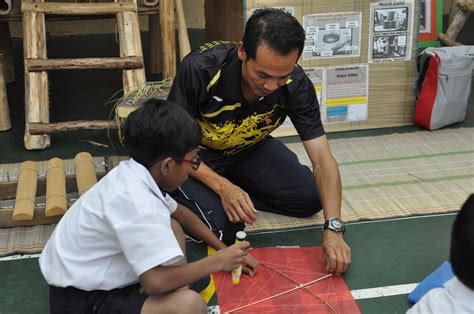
[{"left": 190, "top": 275, "right": 211, "bottom": 293}]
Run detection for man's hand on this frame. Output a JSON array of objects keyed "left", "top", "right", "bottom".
[
  {"left": 322, "top": 230, "right": 351, "bottom": 275},
  {"left": 218, "top": 181, "right": 257, "bottom": 224},
  {"left": 242, "top": 252, "right": 259, "bottom": 276}
]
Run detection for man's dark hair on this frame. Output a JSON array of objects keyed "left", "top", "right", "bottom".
[
  {"left": 124, "top": 98, "right": 202, "bottom": 168},
  {"left": 242, "top": 8, "right": 305, "bottom": 60},
  {"left": 450, "top": 194, "right": 474, "bottom": 289}
]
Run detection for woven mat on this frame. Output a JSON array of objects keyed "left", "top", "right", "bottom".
[
  {"left": 1, "top": 128, "right": 472, "bottom": 256},
  {"left": 246, "top": 127, "right": 474, "bottom": 232}
]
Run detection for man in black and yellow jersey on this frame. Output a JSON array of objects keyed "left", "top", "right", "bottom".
[{"left": 168, "top": 8, "right": 351, "bottom": 275}]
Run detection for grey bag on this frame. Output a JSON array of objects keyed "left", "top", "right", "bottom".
[{"left": 414, "top": 46, "right": 473, "bottom": 130}]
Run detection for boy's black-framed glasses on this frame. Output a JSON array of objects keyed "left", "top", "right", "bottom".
[{"left": 174, "top": 155, "right": 202, "bottom": 171}]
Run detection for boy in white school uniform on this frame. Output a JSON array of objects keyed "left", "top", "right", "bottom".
[
  {"left": 39, "top": 98, "right": 258, "bottom": 314},
  {"left": 407, "top": 194, "right": 474, "bottom": 314}
]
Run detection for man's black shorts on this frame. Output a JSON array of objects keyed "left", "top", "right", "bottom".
[{"left": 49, "top": 283, "right": 148, "bottom": 314}]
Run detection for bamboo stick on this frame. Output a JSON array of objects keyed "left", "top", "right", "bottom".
[
  {"left": 45, "top": 158, "right": 67, "bottom": 217},
  {"left": 28, "top": 120, "right": 118, "bottom": 135},
  {"left": 74, "top": 152, "right": 97, "bottom": 196},
  {"left": 116, "top": 0, "right": 146, "bottom": 93},
  {"left": 176, "top": 0, "right": 191, "bottom": 60},
  {"left": 12, "top": 161, "right": 38, "bottom": 220},
  {"left": 23, "top": 0, "right": 50, "bottom": 150},
  {"left": 0, "top": 22, "right": 15, "bottom": 84},
  {"left": 21, "top": 2, "right": 136, "bottom": 15},
  {"left": 159, "top": 0, "right": 176, "bottom": 80},
  {"left": 0, "top": 57, "right": 10, "bottom": 131},
  {"left": 26, "top": 56, "right": 144, "bottom": 71}
]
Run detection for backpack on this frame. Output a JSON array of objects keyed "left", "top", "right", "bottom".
[{"left": 414, "top": 46, "right": 474, "bottom": 130}]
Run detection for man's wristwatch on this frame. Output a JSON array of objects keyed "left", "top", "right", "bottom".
[{"left": 323, "top": 218, "right": 345, "bottom": 234}]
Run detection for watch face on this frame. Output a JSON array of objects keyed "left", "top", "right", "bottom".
[{"left": 331, "top": 219, "right": 343, "bottom": 229}]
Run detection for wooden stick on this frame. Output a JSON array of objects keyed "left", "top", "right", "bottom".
[
  {"left": 0, "top": 56, "right": 10, "bottom": 131},
  {"left": 26, "top": 57, "right": 144, "bottom": 71},
  {"left": 457, "top": 0, "right": 474, "bottom": 12},
  {"left": 225, "top": 274, "right": 333, "bottom": 313},
  {"left": 21, "top": 2, "right": 136, "bottom": 15},
  {"left": 438, "top": 33, "right": 464, "bottom": 46},
  {"left": 116, "top": 0, "right": 146, "bottom": 93},
  {"left": 175, "top": 0, "right": 191, "bottom": 60},
  {"left": 45, "top": 158, "right": 67, "bottom": 217},
  {"left": 12, "top": 161, "right": 38, "bottom": 220},
  {"left": 160, "top": 0, "right": 176, "bottom": 80},
  {"left": 74, "top": 152, "right": 97, "bottom": 196},
  {"left": 23, "top": 0, "right": 50, "bottom": 150},
  {"left": 446, "top": 4, "right": 472, "bottom": 41},
  {"left": 28, "top": 120, "right": 119, "bottom": 135}
]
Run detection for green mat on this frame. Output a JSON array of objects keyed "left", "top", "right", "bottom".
[{"left": 246, "top": 127, "right": 473, "bottom": 232}]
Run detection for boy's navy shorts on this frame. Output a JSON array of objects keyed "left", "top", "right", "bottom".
[{"left": 49, "top": 283, "right": 148, "bottom": 314}]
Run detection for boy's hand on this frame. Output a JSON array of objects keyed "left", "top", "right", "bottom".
[
  {"left": 242, "top": 253, "right": 259, "bottom": 276},
  {"left": 213, "top": 241, "right": 250, "bottom": 272}
]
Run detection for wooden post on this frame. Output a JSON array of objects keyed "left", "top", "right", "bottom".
[
  {"left": 74, "top": 152, "right": 97, "bottom": 196},
  {"left": 116, "top": 0, "right": 146, "bottom": 93},
  {"left": 176, "top": 0, "right": 191, "bottom": 60},
  {"left": 0, "top": 56, "right": 10, "bottom": 131},
  {"left": 0, "top": 22, "right": 15, "bottom": 84},
  {"left": 23, "top": 0, "right": 50, "bottom": 150},
  {"left": 160, "top": 0, "right": 176, "bottom": 80},
  {"left": 149, "top": 13, "right": 163, "bottom": 74},
  {"left": 45, "top": 158, "right": 67, "bottom": 217},
  {"left": 12, "top": 161, "right": 38, "bottom": 221}
]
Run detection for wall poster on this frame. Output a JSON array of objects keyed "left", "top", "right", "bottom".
[
  {"left": 302, "top": 12, "right": 362, "bottom": 60},
  {"left": 369, "top": 0, "right": 415, "bottom": 63}
]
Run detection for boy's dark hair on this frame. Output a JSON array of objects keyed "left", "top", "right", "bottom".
[
  {"left": 450, "top": 194, "right": 474, "bottom": 289},
  {"left": 242, "top": 8, "right": 305, "bottom": 60},
  {"left": 124, "top": 98, "right": 202, "bottom": 168}
]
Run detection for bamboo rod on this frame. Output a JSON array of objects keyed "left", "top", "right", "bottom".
[
  {"left": 23, "top": 0, "right": 50, "bottom": 150},
  {"left": 0, "top": 57, "right": 10, "bottom": 131},
  {"left": 26, "top": 56, "right": 144, "bottom": 71},
  {"left": 21, "top": 2, "right": 136, "bottom": 15},
  {"left": 12, "top": 161, "right": 38, "bottom": 220},
  {"left": 45, "top": 158, "right": 67, "bottom": 217},
  {"left": 116, "top": 0, "right": 146, "bottom": 93},
  {"left": 176, "top": 0, "right": 191, "bottom": 60},
  {"left": 28, "top": 120, "right": 118, "bottom": 135},
  {"left": 159, "top": 0, "right": 176, "bottom": 80},
  {"left": 74, "top": 152, "right": 97, "bottom": 196}
]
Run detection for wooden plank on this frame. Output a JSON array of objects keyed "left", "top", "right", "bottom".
[
  {"left": 21, "top": 2, "right": 136, "bottom": 15},
  {"left": 159, "top": 0, "right": 176, "bottom": 80},
  {"left": 28, "top": 120, "right": 118, "bottom": 135},
  {"left": 0, "top": 56, "right": 10, "bottom": 131},
  {"left": 23, "top": 0, "right": 50, "bottom": 150},
  {"left": 0, "top": 22, "right": 15, "bottom": 84},
  {"left": 205, "top": 0, "right": 243, "bottom": 42},
  {"left": 116, "top": 0, "right": 146, "bottom": 93},
  {"left": 26, "top": 56, "right": 144, "bottom": 71}
]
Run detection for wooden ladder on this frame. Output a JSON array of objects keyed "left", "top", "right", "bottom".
[{"left": 21, "top": 0, "right": 146, "bottom": 150}]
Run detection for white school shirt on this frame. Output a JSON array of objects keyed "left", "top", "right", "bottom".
[
  {"left": 407, "top": 276, "right": 474, "bottom": 314},
  {"left": 39, "top": 158, "right": 183, "bottom": 291}
]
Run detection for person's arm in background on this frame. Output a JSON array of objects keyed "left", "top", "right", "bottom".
[
  {"left": 172, "top": 203, "right": 259, "bottom": 275},
  {"left": 303, "top": 136, "right": 351, "bottom": 275}
]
